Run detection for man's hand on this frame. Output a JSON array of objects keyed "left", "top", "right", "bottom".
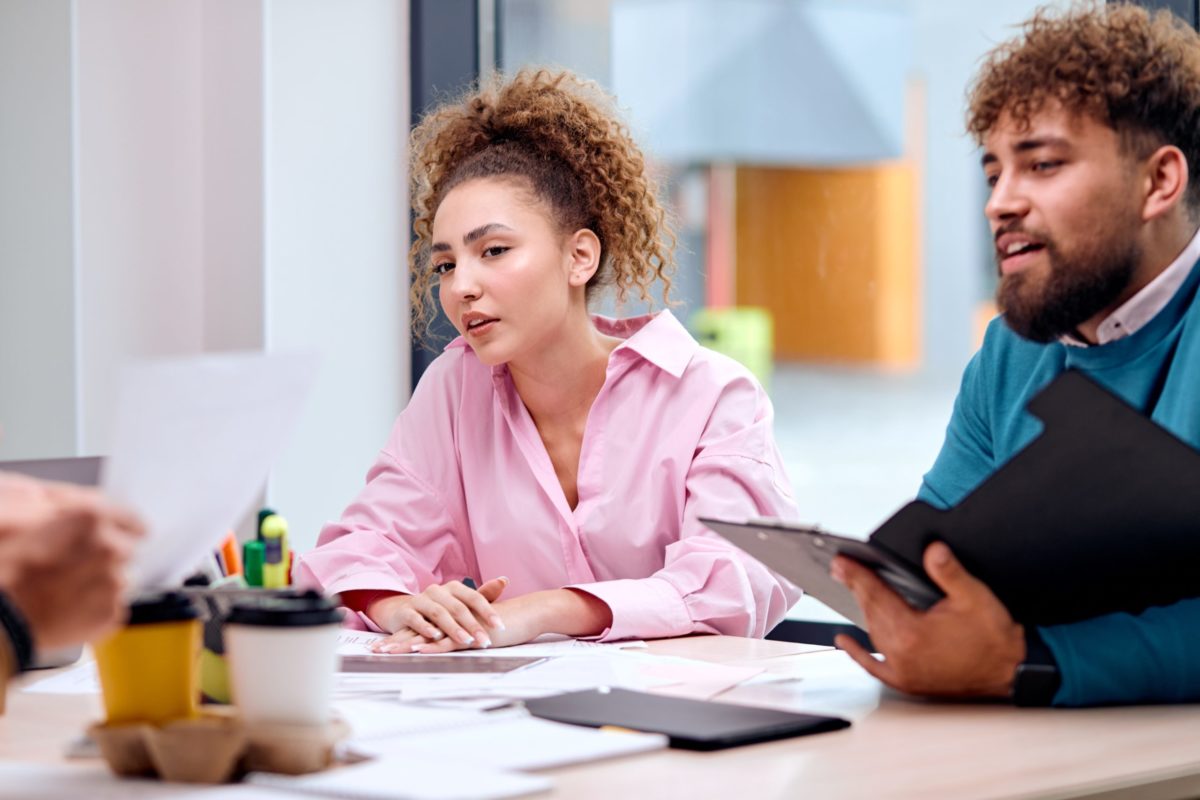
[
  {"left": 831, "top": 541, "right": 1026, "bottom": 698},
  {"left": 0, "top": 474, "right": 145, "bottom": 651}
]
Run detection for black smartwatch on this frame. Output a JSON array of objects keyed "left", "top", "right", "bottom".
[{"left": 1012, "top": 626, "right": 1061, "bottom": 707}]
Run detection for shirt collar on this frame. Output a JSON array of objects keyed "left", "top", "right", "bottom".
[
  {"left": 597, "top": 310, "right": 697, "bottom": 378},
  {"left": 1060, "top": 224, "right": 1200, "bottom": 347},
  {"left": 446, "top": 309, "right": 697, "bottom": 379}
]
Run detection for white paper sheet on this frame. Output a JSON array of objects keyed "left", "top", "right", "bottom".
[
  {"left": 341, "top": 703, "right": 667, "bottom": 772},
  {"left": 21, "top": 661, "right": 100, "bottom": 695},
  {"left": 333, "top": 651, "right": 678, "bottom": 705},
  {"left": 102, "top": 352, "right": 317, "bottom": 590},
  {"left": 0, "top": 762, "right": 264, "bottom": 798},
  {"left": 247, "top": 756, "right": 551, "bottom": 800},
  {"left": 336, "top": 630, "right": 647, "bottom": 658}
]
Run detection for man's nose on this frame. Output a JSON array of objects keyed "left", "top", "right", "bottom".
[{"left": 985, "top": 172, "right": 1030, "bottom": 223}]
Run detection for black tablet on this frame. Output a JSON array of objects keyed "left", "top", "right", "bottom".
[
  {"left": 526, "top": 687, "right": 849, "bottom": 751},
  {"left": 700, "top": 517, "right": 943, "bottom": 631}
]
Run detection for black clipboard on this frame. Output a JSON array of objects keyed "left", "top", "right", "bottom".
[
  {"left": 705, "top": 370, "right": 1200, "bottom": 628},
  {"left": 525, "top": 688, "right": 849, "bottom": 751}
]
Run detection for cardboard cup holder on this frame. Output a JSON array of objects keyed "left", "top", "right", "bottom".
[{"left": 87, "top": 708, "right": 347, "bottom": 784}]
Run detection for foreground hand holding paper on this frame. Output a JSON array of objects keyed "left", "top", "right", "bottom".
[{"left": 102, "top": 352, "right": 317, "bottom": 590}]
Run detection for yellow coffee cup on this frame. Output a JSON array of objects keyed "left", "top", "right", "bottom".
[{"left": 93, "top": 592, "right": 201, "bottom": 725}]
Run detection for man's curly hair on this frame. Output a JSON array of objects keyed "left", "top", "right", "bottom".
[
  {"left": 407, "top": 68, "right": 675, "bottom": 340},
  {"left": 967, "top": 3, "right": 1200, "bottom": 207}
]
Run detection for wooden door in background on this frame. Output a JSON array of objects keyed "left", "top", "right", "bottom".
[{"left": 735, "top": 164, "right": 918, "bottom": 368}]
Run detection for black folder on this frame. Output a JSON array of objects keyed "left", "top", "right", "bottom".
[
  {"left": 705, "top": 370, "right": 1200, "bottom": 628},
  {"left": 524, "top": 688, "right": 850, "bottom": 750}
]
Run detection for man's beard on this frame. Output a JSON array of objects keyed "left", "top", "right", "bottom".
[{"left": 996, "top": 234, "right": 1141, "bottom": 343}]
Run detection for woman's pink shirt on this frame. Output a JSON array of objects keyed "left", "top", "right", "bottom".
[{"left": 294, "top": 311, "right": 802, "bottom": 640}]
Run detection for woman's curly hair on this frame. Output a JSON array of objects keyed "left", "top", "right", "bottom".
[
  {"left": 407, "top": 68, "right": 675, "bottom": 340},
  {"left": 967, "top": 3, "right": 1200, "bottom": 207}
]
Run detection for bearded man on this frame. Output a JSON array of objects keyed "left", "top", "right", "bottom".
[{"left": 834, "top": 3, "right": 1200, "bottom": 707}]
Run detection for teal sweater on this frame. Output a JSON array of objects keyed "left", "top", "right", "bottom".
[{"left": 919, "top": 259, "right": 1200, "bottom": 706}]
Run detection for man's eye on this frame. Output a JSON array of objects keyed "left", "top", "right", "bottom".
[
  {"left": 1032, "top": 160, "right": 1063, "bottom": 172},
  {"left": 483, "top": 246, "right": 510, "bottom": 258},
  {"left": 985, "top": 174, "right": 999, "bottom": 188},
  {"left": 432, "top": 262, "right": 454, "bottom": 275}
]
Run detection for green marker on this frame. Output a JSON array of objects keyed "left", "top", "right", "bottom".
[{"left": 243, "top": 540, "right": 265, "bottom": 587}]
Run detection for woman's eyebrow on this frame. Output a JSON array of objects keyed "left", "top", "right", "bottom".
[
  {"left": 432, "top": 222, "right": 515, "bottom": 253},
  {"left": 463, "top": 222, "right": 515, "bottom": 245}
]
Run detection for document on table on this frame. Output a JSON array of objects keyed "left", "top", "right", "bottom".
[
  {"left": 0, "top": 759, "right": 548, "bottom": 800},
  {"left": 21, "top": 661, "right": 99, "bottom": 695},
  {"left": 336, "top": 630, "right": 647, "bottom": 658},
  {"left": 247, "top": 756, "right": 551, "bottom": 800},
  {"left": 337, "top": 699, "right": 666, "bottom": 772},
  {"left": 103, "top": 352, "right": 317, "bottom": 590},
  {"left": 0, "top": 761, "right": 272, "bottom": 798}
]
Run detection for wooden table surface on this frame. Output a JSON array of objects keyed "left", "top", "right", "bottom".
[{"left": 3, "top": 636, "right": 1200, "bottom": 800}]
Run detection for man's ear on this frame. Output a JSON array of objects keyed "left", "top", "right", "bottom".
[
  {"left": 1143, "top": 145, "right": 1189, "bottom": 222},
  {"left": 566, "top": 229, "right": 602, "bottom": 287}
]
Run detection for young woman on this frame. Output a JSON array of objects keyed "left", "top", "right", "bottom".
[{"left": 295, "top": 69, "right": 800, "bottom": 653}]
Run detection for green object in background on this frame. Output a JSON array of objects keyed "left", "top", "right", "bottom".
[
  {"left": 243, "top": 540, "right": 265, "bottom": 587},
  {"left": 690, "top": 307, "right": 774, "bottom": 391}
]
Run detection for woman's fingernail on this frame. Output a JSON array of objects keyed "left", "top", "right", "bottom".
[
  {"left": 411, "top": 644, "right": 424, "bottom": 652},
  {"left": 490, "top": 616, "right": 505, "bottom": 630},
  {"left": 479, "top": 637, "right": 492, "bottom": 649},
  {"left": 458, "top": 633, "right": 475, "bottom": 645}
]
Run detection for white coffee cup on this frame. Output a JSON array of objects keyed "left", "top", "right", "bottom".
[{"left": 224, "top": 591, "right": 344, "bottom": 725}]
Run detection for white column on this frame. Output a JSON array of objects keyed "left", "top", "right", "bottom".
[
  {"left": 263, "top": 0, "right": 409, "bottom": 549},
  {"left": 0, "top": 0, "right": 410, "bottom": 549},
  {"left": 0, "top": 0, "right": 79, "bottom": 458}
]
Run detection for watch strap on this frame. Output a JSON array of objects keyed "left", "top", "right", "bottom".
[{"left": 1013, "top": 626, "right": 1061, "bottom": 707}]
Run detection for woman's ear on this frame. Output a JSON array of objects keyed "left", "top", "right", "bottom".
[
  {"left": 1142, "top": 144, "right": 1189, "bottom": 222},
  {"left": 566, "top": 229, "right": 602, "bottom": 287}
]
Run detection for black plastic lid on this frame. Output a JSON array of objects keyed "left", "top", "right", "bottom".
[
  {"left": 225, "top": 590, "right": 344, "bottom": 627},
  {"left": 127, "top": 591, "right": 199, "bottom": 625}
]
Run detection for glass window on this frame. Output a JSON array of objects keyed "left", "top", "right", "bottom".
[{"left": 498, "top": 0, "right": 1064, "bottom": 624}]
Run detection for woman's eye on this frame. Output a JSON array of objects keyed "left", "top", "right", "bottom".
[
  {"left": 432, "top": 262, "right": 454, "bottom": 276},
  {"left": 483, "top": 245, "right": 510, "bottom": 258},
  {"left": 1032, "top": 160, "right": 1063, "bottom": 172}
]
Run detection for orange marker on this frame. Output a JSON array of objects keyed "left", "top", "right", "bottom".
[{"left": 219, "top": 531, "right": 243, "bottom": 577}]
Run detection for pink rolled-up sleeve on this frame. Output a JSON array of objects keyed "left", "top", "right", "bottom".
[
  {"left": 571, "top": 373, "right": 802, "bottom": 641},
  {"left": 293, "top": 449, "right": 472, "bottom": 600},
  {"left": 293, "top": 353, "right": 477, "bottom": 618}
]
